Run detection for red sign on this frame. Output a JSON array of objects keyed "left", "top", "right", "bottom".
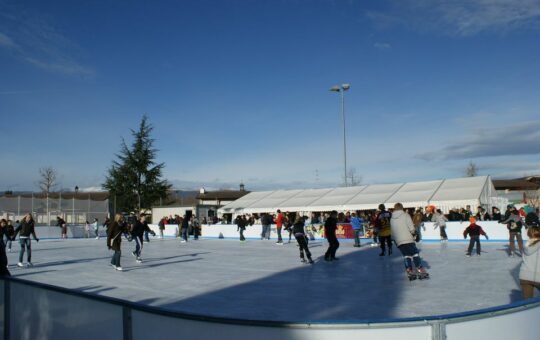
[{"left": 322, "top": 223, "right": 354, "bottom": 239}]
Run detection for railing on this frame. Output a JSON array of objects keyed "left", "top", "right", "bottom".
[{"left": 0, "top": 276, "right": 538, "bottom": 340}]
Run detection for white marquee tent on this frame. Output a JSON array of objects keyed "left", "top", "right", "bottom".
[{"left": 219, "top": 176, "right": 502, "bottom": 215}]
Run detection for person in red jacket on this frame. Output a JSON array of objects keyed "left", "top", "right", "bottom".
[
  {"left": 463, "top": 217, "right": 489, "bottom": 257},
  {"left": 275, "top": 210, "right": 284, "bottom": 245}
]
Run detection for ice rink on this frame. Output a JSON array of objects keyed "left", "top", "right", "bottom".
[{"left": 6, "top": 237, "right": 527, "bottom": 322}]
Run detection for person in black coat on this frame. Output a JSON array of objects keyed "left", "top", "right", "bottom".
[
  {"left": 131, "top": 214, "right": 156, "bottom": 263},
  {"left": 324, "top": 211, "right": 339, "bottom": 261},
  {"left": 107, "top": 214, "right": 126, "bottom": 271},
  {"left": 0, "top": 219, "right": 10, "bottom": 276},
  {"left": 14, "top": 214, "right": 39, "bottom": 267},
  {"left": 293, "top": 216, "right": 313, "bottom": 264},
  {"left": 236, "top": 215, "right": 247, "bottom": 242}
]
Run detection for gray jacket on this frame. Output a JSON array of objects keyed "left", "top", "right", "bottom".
[
  {"left": 519, "top": 241, "right": 540, "bottom": 283},
  {"left": 390, "top": 210, "right": 415, "bottom": 247},
  {"left": 432, "top": 212, "right": 448, "bottom": 228}
]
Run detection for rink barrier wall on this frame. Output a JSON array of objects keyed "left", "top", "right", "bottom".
[
  {"left": 0, "top": 276, "right": 539, "bottom": 340},
  {"left": 33, "top": 221, "right": 526, "bottom": 242}
]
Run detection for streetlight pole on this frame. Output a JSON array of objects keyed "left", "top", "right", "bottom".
[{"left": 330, "top": 83, "right": 351, "bottom": 187}]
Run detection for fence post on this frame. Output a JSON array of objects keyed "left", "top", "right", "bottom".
[
  {"left": 4, "top": 279, "right": 11, "bottom": 340},
  {"left": 431, "top": 321, "right": 447, "bottom": 340},
  {"left": 17, "top": 195, "right": 20, "bottom": 220},
  {"left": 123, "top": 306, "right": 132, "bottom": 340}
]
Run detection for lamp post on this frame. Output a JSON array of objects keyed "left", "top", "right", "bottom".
[{"left": 330, "top": 83, "right": 351, "bottom": 187}]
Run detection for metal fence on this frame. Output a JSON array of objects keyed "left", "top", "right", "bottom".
[{"left": 0, "top": 193, "right": 109, "bottom": 225}]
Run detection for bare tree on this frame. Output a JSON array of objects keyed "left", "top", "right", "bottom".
[
  {"left": 465, "top": 161, "right": 478, "bottom": 177},
  {"left": 346, "top": 168, "right": 362, "bottom": 186},
  {"left": 39, "top": 167, "right": 58, "bottom": 194}
]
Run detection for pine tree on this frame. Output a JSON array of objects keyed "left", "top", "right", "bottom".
[{"left": 103, "top": 115, "right": 170, "bottom": 213}]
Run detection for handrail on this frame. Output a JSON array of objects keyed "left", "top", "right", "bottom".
[{"left": 2, "top": 276, "right": 540, "bottom": 328}]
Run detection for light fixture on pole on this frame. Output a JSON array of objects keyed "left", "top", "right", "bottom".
[{"left": 330, "top": 83, "right": 351, "bottom": 186}]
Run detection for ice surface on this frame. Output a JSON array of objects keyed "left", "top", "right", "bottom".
[{"left": 7, "top": 237, "right": 527, "bottom": 322}]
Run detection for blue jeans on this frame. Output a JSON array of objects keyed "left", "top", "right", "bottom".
[
  {"left": 261, "top": 225, "right": 270, "bottom": 239},
  {"left": 181, "top": 228, "right": 188, "bottom": 242},
  {"left": 353, "top": 229, "right": 362, "bottom": 246},
  {"left": 19, "top": 238, "right": 32, "bottom": 263},
  {"left": 134, "top": 236, "right": 143, "bottom": 257},
  {"left": 111, "top": 250, "right": 121, "bottom": 267},
  {"left": 398, "top": 243, "right": 422, "bottom": 270}
]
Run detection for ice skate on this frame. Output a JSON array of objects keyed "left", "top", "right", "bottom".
[
  {"left": 308, "top": 258, "right": 314, "bottom": 264},
  {"left": 17, "top": 262, "right": 24, "bottom": 268},
  {"left": 416, "top": 267, "right": 430, "bottom": 280},
  {"left": 406, "top": 268, "right": 417, "bottom": 281}
]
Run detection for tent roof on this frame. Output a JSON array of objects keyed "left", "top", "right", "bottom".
[{"left": 218, "top": 176, "right": 496, "bottom": 214}]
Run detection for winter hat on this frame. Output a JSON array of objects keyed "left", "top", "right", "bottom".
[{"left": 469, "top": 217, "right": 476, "bottom": 223}]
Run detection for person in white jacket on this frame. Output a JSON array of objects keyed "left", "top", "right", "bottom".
[
  {"left": 519, "top": 226, "right": 540, "bottom": 299},
  {"left": 391, "top": 203, "right": 429, "bottom": 280},
  {"left": 432, "top": 208, "right": 448, "bottom": 242}
]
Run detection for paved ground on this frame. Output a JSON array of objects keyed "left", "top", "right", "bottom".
[{"left": 6, "top": 237, "right": 527, "bottom": 322}]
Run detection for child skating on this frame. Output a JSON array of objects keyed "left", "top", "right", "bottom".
[
  {"left": 390, "top": 203, "right": 429, "bottom": 280},
  {"left": 463, "top": 217, "right": 489, "bottom": 257},
  {"left": 292, "top": 215, "right": 313, "bottom": 264}
]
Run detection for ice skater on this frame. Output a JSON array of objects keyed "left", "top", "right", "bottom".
[
  {"left": 292, "top": 215, "right": 313, "bottom": 264},
  {"left": 432, "top": 208, "right": 448, "bottom": 242},
  {"left": 500, "top": 207, "right": 525, "bottom": 257},
  {"left": 180, "top": 215, "right": 189, "bottom": 243},
  {"left": 107, "top": 214, "right": 126, "bottom": 271},
  {"left": 131, "top": 214, "right": 156, "bottom": 263},
  {"left": 463, "top": 217, "right": 489, "bottom": 257},
  {"left": 236, "top": 215, "right": 247, "bottom": 242},
  {"left": 324, "top": 211, "right": 339, "bottom": 261},
  {"left": 5, "top": 220, "right": 15, "bottom": 252},
  {"left": 390, "top": 203, "right": 429, "bottom": 280},
  {"left": 13, "top": 214, "right": 39, "bottom": 268},
  {"left": 56, "top": 216, "right": 68, "bottom": 239},
  {"left": 519, "top": 226, "right": 540, "bottom": 299},
  {"left": 93, "top": 218, "right": 100, "bottom": 239},
  {"left": 375, "top": 204, "right": 392, "bottom": 256},
  {"left": 0, "top": 220, "right": 9, "bottom": 276}
]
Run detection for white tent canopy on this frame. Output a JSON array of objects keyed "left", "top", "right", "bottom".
[{"left": 218, "top": 176, "right": 499, "bottom": 215}]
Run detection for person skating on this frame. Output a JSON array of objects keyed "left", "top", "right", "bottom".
[
  {"left": 375, "top": 204, "right": 392, "bottom": 256},
  {"left": 292, "top": 215, "right": 313, "bottom": 264},
  {"left": 92, "top": 218, "right": 100, "bottom": 239},
  {"left": 519, "top": 226, "right": 540, "bottom": 299},
  {"left": 0, "top": 219, "right": 10, "bottom": 276},
  {"left": 324, "top": 211, "right": 339, "bottom": 261},
  {"left": 107, "top": 214, "right": 126, "bottom": 271},
  {"left": 390, "top": 203, "right": 429, "bottom": 280},
  {"left": 180, "top": 214, "right": 189, "bottom": 243},
  {"left": 432, "top": 208, "right": 448, "bottom": 242},
  {"left": 463, "top": 217, "right": 489, "bottom": 257},
  {"left": 192, "top": 216, "right": 201, "bottom": 240},
  {"left": 260, "top": 213, "right": 272, "bottom": 240},
  {"left": 131, "top": 214, "right": 156, "bottom": 263},
  {"left": 275, "top": 210, "right": 284, "bottom": 245},
  {"left": 412, "top": 208, "right": 425, "bottom": 242},
  {"left": 499, "top": 207, "right": 525, "bottom": 257},
  {"left": 56, "top": 216, "right": 67, "bottom": 239},
  {"left": 5, "top": 220, "right": 15, "bottom": 252},
  {"left": 351, "top": 212, "right": 363, "bottom": 247},
  {"left": 236, "top": 215, "right": 247, "bottom": 242},
  {"left": 13, "top": 214, "right": 39, "bottom": 268}
]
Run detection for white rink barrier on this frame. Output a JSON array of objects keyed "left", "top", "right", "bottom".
[
  {"left": 146, "top": 221, "right": 529, "bottom": 242},
  {"left": 0, "top": 277, "right": 538, "bottom": 340},
  {"left": 31, "top": 221, "right": 527, "bottom": 242}
]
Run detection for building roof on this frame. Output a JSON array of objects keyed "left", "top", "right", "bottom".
[
  {"left": 493, "top": 179, "right": 540, "bottom": 191},
  {"left": 197, "top": 190, "right": 250, "bottom": 201}
]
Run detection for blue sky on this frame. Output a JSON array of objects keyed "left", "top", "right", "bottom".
[{"left": 1, "top": 0, "right": 539, "bottom": 192}]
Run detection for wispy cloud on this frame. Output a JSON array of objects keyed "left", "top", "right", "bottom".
[
  {"left": 416, "top": 121, "right": 540, "bottom": 161},
  {"left": 366, "top": 0, "right": 540, "bottom": 36},
  {"left": 374, "top": 42, "right": 391, "bottom": 49},
  {"left": 0, "top": 31, "right": 16, "bottom": 48},
  {"left": 0, "top": 4, "right": 94, "bottom": 77}
]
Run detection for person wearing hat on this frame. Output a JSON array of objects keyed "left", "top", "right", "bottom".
[{"left": 463, "top": 217, "right": 489, "bottom": 257}]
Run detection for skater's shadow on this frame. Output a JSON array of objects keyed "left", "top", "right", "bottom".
[
  {"left": 35, "top": 256, "right": 111, "bottom": 267},
  {"left": 141, "top": 252, "right": 210, "bottom": 263},
  {"left": 75, "top": 285, "right": 117, "bottom": 295},
  {"left": 12, "top": 269, "right": 58, "bottom": 277},
  {"left": 123, "top": 258, "right": 202, "bottom": 272}
]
